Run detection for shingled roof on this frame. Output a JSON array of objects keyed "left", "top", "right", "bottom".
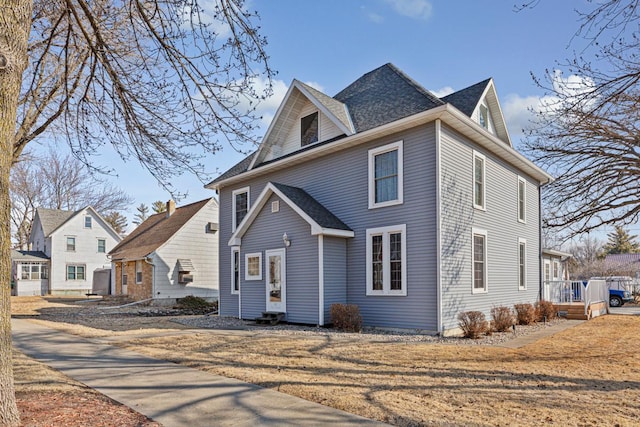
[
  {"left": 36, "top": 208, "right": 77, "bottom": 237},
  {"left": 11, "top": 250, "right": 49, "bottom": 262},
  {"left": 109, "top": 199, "right": 213, "bottom": 261},
  {"left": 271, "top": 183, "right": 352, "bottom": 231},
  {"left": 441, "top": 78, "right": 491, "bottom": 117}
]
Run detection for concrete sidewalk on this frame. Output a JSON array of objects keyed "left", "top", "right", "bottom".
[{"left": 12, "top": 319, "right": 387, "bottom": 427}]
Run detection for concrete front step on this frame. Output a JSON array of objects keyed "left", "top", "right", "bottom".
[{"left": 255, "top": 311, "right": 285, "bottom": 325}]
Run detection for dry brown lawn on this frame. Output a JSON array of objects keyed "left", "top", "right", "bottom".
[{"left": 11, "top": 296, "right": 640, "bottom": 426}]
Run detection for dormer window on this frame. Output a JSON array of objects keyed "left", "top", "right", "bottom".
[
  {"left": 479, "top": 104, "right": 489, "bottom": 129},
  {"left": 301, "top": 112, "right": 318, "bottom": 146}
]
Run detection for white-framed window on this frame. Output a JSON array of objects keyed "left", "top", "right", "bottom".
[
  {"left": 245, "top": 252, "right": 262, "bottom": 281},
  {"left": 21, "top": 263, "right": 48, "bottom": 280},
  {"left": 231, "top": 247, "right": 240, "bottom": 294},
  {"left": 544, "top": 261, "right": 551, "bottom": 282},
  {"left": 518, "top": 238, "right": 526, "bottom": 290},
  {"left": 368, "top": 141, "right": 403, "bottom": 209},
  {"left": 121, "top": 261, "right": 127, "bottom": 286},
  {"left": 84, "top": 216, "right": 92, "bottom": 228},
  {"left": 301, "top": 112, "right": 319, "bottom": 146},
  {"left": 135, "top": 260, "right": 143, "bottom": 283},
  {"left": 232, "top": 187, "right": 250, "bottom": 231},
  {"left": 472, "top": 228, "right": 488, "bottom": 293},
  {"left": 366, "top": 224, "right": 407, "bottom": 296},
  {"left": 479, "top": 104, "right": 489, "bottom": 129},
  {"left": 67, "top": 264, "right": 86, "bottom": 281},
  {"left": 518, "top": 176, "right": 526, "bottom": 223},
  {"left": 97, "top": 239, "right": 106, "bottom": 253},
  {"left": 473, "top": 151, "right": 486, "bottom": 210},
  {"left": 553, "top": 260, "right": 560, "bottom": 280},
  {"left": 66, "top": 236, "right": 76, "bottom": 252}
]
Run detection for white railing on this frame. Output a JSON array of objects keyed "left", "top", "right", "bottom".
[{"left": 543, "top": 279, "right": 608, "bottom": 316}]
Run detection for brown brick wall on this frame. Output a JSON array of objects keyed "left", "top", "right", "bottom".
[{"left": 113, "top": 260, "right": 153, "bottom": 300}]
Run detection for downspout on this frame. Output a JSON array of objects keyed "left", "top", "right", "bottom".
[
  {"left": 144, "top": 256, "right": 155, "bottom": 300},
  {"left": 538, "top": 183, "right": 544, "bottom": 301},
  {"left": 435, "top": 119, "right": 443, "bottom": 334}
]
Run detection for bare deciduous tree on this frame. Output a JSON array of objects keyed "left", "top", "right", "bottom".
[
  {"left": 1, "top": 1, "right": 273, "bottom": 423},
  {"left": 10, "top": 150, "right": 133, "bottom": 247},
  {"left": 523, "top": 1, "right": 640, "bottom": 240}
]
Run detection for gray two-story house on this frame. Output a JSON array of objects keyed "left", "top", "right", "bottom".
[{"left": 207, "top": 63, "right": 553, "bottom": 335}]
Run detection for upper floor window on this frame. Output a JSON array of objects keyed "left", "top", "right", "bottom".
[
  {"left": 84, "top": 216, "right": 92, "bottom": 228},
  {"left": 301, "top": 112, "right": 319, "bottom": 146},
  {"left": 518, "top": 238, "right": 526, "bottom": 290},
  {"left": 473, "top": 151, "right": 485, "bottom": 210},
  {"left": 66, "top": 237, "right": 76, "bottom": 252},
  {"left": 518, "top": 177, "right": 526, "bottom": 223},
  {"left": 97, "top": 239, "right": 106, "bottom": 253},
  {"left": 472, "top": 228, "right": 488, "bottom": 293},
  {"left": 479, "top": 104, "right": 489, "bottom": 129},
  {"left": 366, "top": 224, "right": 407, "bottom": 296},
  {"left": 368, "top": 141, "right": 403, "bottom": 209},
  {"left": 232, "top": 187, "right": 250, "bottom": 231},
  {"left": 67, "top": 264, "right": 85, "bottom": 281},
  {"left": 136, "top": 260, "right": 143, "bottom": 283}
]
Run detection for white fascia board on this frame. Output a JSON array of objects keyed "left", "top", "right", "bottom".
[
  {"left": 295, "top": 82, "right": 355, "bottom": 136},
  {"left": 214, "top": 104, "right": 553, "bottom": 190}
]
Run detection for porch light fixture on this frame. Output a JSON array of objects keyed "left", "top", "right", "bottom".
[{"left": 283, "top": 233, "right": 291, "bottom": 247}]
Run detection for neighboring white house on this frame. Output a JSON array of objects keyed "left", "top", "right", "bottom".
[
  {"left": 28, "top": 206, "right": 122, "bottom": 295},
  {"left": 11, "top": 250, "right": 50, "bottom": 296},
  {"left": 108, "top": 199, "right": 219, "bottom": 302}
]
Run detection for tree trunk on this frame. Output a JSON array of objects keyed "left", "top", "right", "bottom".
[{"left": 0, "top": 1, "right": 32, "bottom": 425}]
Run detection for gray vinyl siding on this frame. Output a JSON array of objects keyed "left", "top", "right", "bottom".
[
  {"left": 240, "top": 193, "right": 319, "bottom": 323},
  {"left": 218, "top": 123, "right": 439, "bottom": 330},
  {"left": 439, "top": 124, "right": 540, "bottom": 330},
  {"left": 322, "top": 236, "right": 347, "bottom": 324}
]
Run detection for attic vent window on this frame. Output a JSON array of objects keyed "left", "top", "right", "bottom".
[
  {"left": 271, "top": 200, "right": 280, "bottom": 213},
  {"left": 301, "top": 112, "right": 318, "bottom": 146},
  {"left": 479, "top": 104, "right": 489, "bottom": 129}
]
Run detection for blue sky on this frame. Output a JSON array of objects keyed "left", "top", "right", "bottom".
[{"left": 49, "top": 1, "right": 594, "bottom": 228}]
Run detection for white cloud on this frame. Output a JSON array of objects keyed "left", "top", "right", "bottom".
[
  {"left": 430, "top": 86, "right": 454, "bottom": 98},
  {"left": 384, "top": 0, "right": 433, "bottom": 20},
  {"left": 368, "top": 12, "right": 385, "bottom": 23}
]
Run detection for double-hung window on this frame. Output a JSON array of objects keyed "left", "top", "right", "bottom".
[
  {"left": 232, "top": 187, "right": 250, "bottom": 231},
  {"left": 301, "top": 112, "right": 319, "bottom": 146},
  {"left": 66, "top": 237, "right": 76, "bottom": 252},
  {"left": 472, "top": 228, "right": 488, "bottom": 293},
  {"left": 553, "top": 260, "right": 560, "bottom": 280},
  {"left": 135, "top": 260, "right": 143, "bottom": 283},
  {"left": 67, "top": 265, "right": 85, "bottom": 281},
  {"left": 231, "top": 247, "right": 240, "bottom": 294},
  {"left": 518, "top": 238, "right": 526, "bottom": 290},
  {"left": 84, "top": 216, "right": 92, "bottom": 228},
  {"left": 518, "top": 176, "right": 526, "bottom": 223},
  {"left": 473, "top": 151, "right": 486, "bottom": 210},
  {"left": 97, "top": 239, "right": 106, "bottom": 253},
  {"left": 366, "top": 224, "right": 407, "bottom": 296},
  {"left": 368, "top": 141, "right": 403, "bottom": 209}
]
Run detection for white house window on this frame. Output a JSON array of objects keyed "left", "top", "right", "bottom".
[
  {"left": 479, "top": 104, "right": 489, "bottom": 129},
  {"left": 518, "top": 177, "right": 526, "bottom": 223},
  {"left": 66, "top": 237, "right": 76, "bottom": 252},
  {"left": 21, "top": 263, "right": 48, "bottom": 280},
  {"left": 245, "top": 252, "right": 262, "bottom": 281},
  {"left": 231, "top": 247, "right": 240, "bottom": 294},
  {"left": 366, "top": 224, "right": 407, "bottom": 296},
  {"left": 472, "top": 228, "right": 488, "bottom": 293},
  {"left": 553, "top": 260, "right": 560, "bottom": 280},
  {"left": 84, "top": 216, "right": 92, "bottom": 228},
  {"left": 518, "top": 238, "right": 526, "bottom": 290},
  {"left": 232, "top": 187, "right": 250, "bottom": 231},
  {"left": 97, "top": 239, "right": 106, "bottom": 253},
  {"left": 136, "top": 260, "right": 143, "bottom": 283},
  {"left": 473, "top": 151, "right": 486, "bottom": 210},
  {"left": 368, "top": 141, "right": 403, "bottom": 209},
  {"left": 301, "top": 112, "right": 319, "bottom": 146},
  {"left": 67, "top": 264, "right": 85, "bottom": 281}
]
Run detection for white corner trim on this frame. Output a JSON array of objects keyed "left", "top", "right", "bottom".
[
  {"left": 318, "top": 235, "right": 324, "bottom": 326},
  {"left": 435, "top": 119, "right": 443, "bottom": 334}
]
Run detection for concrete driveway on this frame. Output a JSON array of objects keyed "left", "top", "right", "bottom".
[{"left": 609, "top": 303, "right": 640, "bottom": 315}]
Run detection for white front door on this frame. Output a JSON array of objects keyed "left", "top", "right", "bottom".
[{"left": 265, "top": 248, "right": 286, "bottom": 312}]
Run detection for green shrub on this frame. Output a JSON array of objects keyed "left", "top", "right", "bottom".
[
  {"left": 514, "top": 303, "right": 536, "bottom": 325},
  {"left": 457, "top": 311, "right": 488, "bottom": 339},
  {"left": 330, "top": 303, "right": 362, "bottom": 332},
  {"left": 535, "top": 300, "right": 558, "bottom": 322},
  {"left": 490, "top": 306, "right": 514, "bottom": 332}
]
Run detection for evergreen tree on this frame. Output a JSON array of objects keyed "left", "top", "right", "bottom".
[
  {"left": 103, "top": 211, "right": 128, "bottom": 235},
  {"left": 151, "top": 200, "right": 167, "bottom": 214},
  {"left": 602, "top": 226, "right": 640, "bottom": 255},
  {"left": 132, "top": 203, "right": 149, "bottom": 226}
]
